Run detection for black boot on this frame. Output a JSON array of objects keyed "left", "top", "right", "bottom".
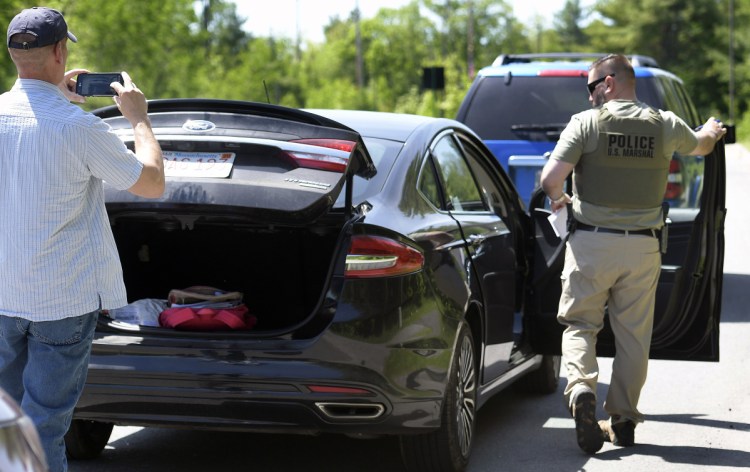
[{"left": 571, "top": 391, "right": 604, "bottom": 454}]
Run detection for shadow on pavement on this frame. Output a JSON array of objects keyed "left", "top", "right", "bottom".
[
  {"left": 72, "top": 428, "right": 406, "bottom": 472},
  {"left": 597, "top": 443, "right": 750, "bottom": 468},
  {"left": 647, "top": 412, "right": 750, "bottom": 433}
]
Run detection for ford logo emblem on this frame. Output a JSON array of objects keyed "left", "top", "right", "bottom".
[{"left": 182, "top": 120, "right": 216, "bottom": 132}]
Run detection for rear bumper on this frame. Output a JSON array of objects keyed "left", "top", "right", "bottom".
[{"left": 75, "top": 331, "right": 451, "bottom": 435}]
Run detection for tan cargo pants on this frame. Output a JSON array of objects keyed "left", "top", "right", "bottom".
[{"left": 558, "top": 229, "right": 661, "bottom": 424}]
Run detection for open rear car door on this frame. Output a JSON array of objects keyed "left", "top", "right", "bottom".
[{"left": 527, "top": 140, "right": 726, "bottom": 361}]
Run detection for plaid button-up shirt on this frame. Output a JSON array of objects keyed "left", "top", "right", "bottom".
[{"left": 0, "top": 79, "right": 143, "bottom": 320}]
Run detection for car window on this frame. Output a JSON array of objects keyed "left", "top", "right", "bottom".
[
  {"left": 455, "top": 135, "right": 510, "bottom": 218},
  {"left": 417, "top": 156, "right": 444, "bottom": 210},
  {"left": 431, "top": 135, "right": 488, "bottom": 213},
  {"left": 333, "top": 137, "right": 401, "bottom": 208}
]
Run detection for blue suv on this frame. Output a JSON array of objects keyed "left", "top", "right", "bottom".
[{"left": 456, "top": 53, "right": 722, "bottom": 209}]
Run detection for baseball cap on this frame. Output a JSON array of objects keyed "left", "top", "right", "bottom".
[{"left": 7, "top": 7, "right": 77, "bottom": 50}]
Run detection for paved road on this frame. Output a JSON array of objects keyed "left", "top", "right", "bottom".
[{"left": 71, "top": 144, "right": 750, "bottom": 472}]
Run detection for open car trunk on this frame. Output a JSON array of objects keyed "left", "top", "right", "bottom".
[
  {"left": 95, "top": 100, "right": 376, "bottom": 336},
  {"left": 109, "top": 210, "right": 351, "bottom": 333}
]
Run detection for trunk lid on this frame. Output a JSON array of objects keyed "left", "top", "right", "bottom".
[{"left": 97, "top": 99, "right": 376, "bottom": 224}]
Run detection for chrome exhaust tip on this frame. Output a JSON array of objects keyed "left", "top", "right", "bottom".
[{"left": 315, "top": 402, "right": 385, "bottom": 420}]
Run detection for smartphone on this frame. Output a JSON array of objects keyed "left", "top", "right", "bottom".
[{"left": 75, "top": 72, "right": 124, "bottom": 97}]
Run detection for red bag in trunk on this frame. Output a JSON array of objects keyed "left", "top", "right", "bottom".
[
  {"left": 159, "top": 286, "right": 257, "bottom": 330},
  {"left": 159, "top": 305, "right": 257, "bottom": 331}
]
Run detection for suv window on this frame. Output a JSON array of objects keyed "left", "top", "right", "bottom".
[
  {"left": 457, "top": 59, "right": 706, "bottom": 211},
  {"left": 461, "top": 75, "right": 678, "bottom": 142},
  {"left": 657, "top": 76, "right": 690, "bottom": 123},
  {"left": 673, "top": 80, "right": 701, "bottom": 126},
  {"left": 462, "top": 76, "right": 590, "bottom": 141}
]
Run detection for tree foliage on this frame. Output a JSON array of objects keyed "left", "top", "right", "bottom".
[
  {"left": 555, "top": 0, "right": 589, "bottom": 50},
  {"left": 592, "top": 0, "right": 729, "bottom": 117},
  {"left": 0, "top": 0, "right": 32, "bottom": 87},
  {"left": 1, "top": 0, "right": 747, "bottom": 141}
]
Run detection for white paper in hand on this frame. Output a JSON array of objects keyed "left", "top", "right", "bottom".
[{"left": 548, "top": 205, "right": 569, "bottom": 239}]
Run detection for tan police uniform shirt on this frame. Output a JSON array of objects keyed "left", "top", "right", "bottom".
[{"left": 550, "top": 100, "right": 698, "bottom": 230}]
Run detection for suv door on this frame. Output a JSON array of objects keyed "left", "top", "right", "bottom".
[{"left": 527, "top": 140, "right": 727, "bottom": 361}]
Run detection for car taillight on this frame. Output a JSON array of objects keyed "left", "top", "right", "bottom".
[
  {"left": 664, "top": 159, "right": 683, "bottom": 200},
  {"left": 345, "top": 235, "right": 424, "bottom": 278},
  {"left": 285, "top": 139, "right": 355, "bottom": 173}
]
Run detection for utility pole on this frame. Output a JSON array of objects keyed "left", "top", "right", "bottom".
[
  {"left": 467, "top": 0, "right": 475, "bottom": 80},
  {"left": 729, "top": 0, "right": 735, "bottom": 123},
  {"left": 201, "top": 0, "right": 214, "bottom": 57},
  {"left": 355, "top": 0, "right": 364, "bottom": 91},
  {"left": 295, "top": 0, "right": 301, "bottom": 61}
]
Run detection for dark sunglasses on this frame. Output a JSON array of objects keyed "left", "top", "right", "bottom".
[{"left": 587, "top": 73, "right": 615, "bottom": 94}]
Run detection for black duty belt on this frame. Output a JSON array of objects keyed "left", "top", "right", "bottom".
[{"left": 575, "top": 222, "right": 656, "bottom": 238}]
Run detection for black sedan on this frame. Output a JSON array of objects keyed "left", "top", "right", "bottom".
[{"left": 66, "top": 100, "right": 725, "bottom": 472}]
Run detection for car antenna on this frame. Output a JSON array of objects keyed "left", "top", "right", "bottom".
[{"left": 263, "top": 80, "right": 272, "bottom": 104}]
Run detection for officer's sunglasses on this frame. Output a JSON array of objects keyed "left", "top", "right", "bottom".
[{"left": 587, "top": 73, "right": 615, "bottom": 94}]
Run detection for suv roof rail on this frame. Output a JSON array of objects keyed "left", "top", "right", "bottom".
[
  {"left": 628, "top": 55, "right": 660, "bottom": 68},
  {"left": 491, "top": 53, "right": 660, "bottom": 68}
]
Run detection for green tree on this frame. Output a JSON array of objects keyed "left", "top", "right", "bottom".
[
  {"left": 199, "top": 0, "right": 250, "bottom": 64},
  {"left": 423, "top": 0, "right": 528, "bottom": 75},
  {"left": 554, "top": 0, "right": 589, "bottom": 50},
  {"left": 207, "top": 35, "right": 300, "bottom": 104},
  {"left": 298, "top": 12, "right": 365, "bottom": 110},
  {"left": 301, "top": 2, "right": 435, "bottom": 112},
  {"left": 718, "top": 0, "right": 750, "bottom": 126},
  {"left": 362, "top": 3, "right": 433, "bottom": 111},
  {"left": 1, "top": 1, "right": 41, "bottom": 89},
  {"left": 2, "top": 0, "right": 747, "bottom": 143},
  {"left": 59, "top": 0, "right": 206, "bottom": 103},
  {"left": 590, "top": 0, "right": 727, "bottom": 120}
]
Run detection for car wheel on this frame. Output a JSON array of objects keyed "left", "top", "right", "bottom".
[
  {"left": 516, "top": 354, "right": 561, "bottom": 394},
  {"left": 399, "top": 324, "right": 476, "bottom": 472},
  {"left": 65, "top": 419, "right": 114, "bottom": 460}
]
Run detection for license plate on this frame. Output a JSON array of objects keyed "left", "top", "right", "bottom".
[{"left": 163, "top": 151, "right": 235, "bottom": 178}]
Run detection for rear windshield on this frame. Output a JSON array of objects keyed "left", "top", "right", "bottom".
[
  {"left": 334, "top": 137, "right": 401, "bottom": 208},
  {"left": 461, "top": 76, "right": 663, "bottom": 141}
]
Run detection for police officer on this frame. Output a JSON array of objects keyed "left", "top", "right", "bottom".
[{"left": 540, "top": 54, "right": 726, "bottom": 455}]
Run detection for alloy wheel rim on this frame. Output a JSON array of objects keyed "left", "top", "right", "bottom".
[{"left": 456, "top": 335, "right": 476, "bottom": 456}]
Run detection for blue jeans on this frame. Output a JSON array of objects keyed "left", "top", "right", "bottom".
[{"left": 0, "top": 311, "right": 98, "bottom": 472}]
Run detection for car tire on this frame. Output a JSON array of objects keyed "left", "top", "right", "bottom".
[
  {"left": 516, "top": 354, "right": 561, "bottom": 394},
  {"left": 65, "top": 419, "right": 114, "bottom": 460},
  {"left": 399, "top": 324, "right": 476, "bottom": 472}
]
